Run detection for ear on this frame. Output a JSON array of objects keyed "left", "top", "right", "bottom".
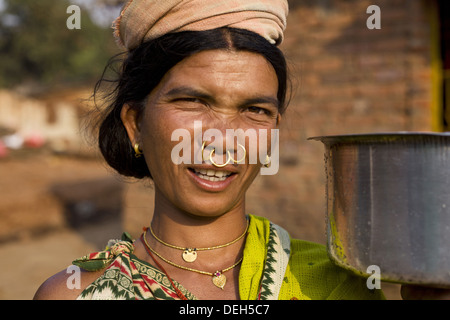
[{"left": 120, "top": 104, "right": 140, "bottom": 145}]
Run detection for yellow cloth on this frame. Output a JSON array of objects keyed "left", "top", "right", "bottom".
[
  {"left": 114, "top": 0, "right": 289, "bottom": 50},
  {"left": 240, "top": 215, "right": 385, "bottom": 300}
]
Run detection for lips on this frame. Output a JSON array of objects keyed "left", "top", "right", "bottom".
[{"left": 187, "top": 167, "right": 237, "bottom": 191}]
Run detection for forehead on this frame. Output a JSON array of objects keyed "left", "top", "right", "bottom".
[{"left": 153, "top": 49, "right": 278, "bottom": 98}]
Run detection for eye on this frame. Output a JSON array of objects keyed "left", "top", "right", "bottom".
[
  {"left": 171, "top": 97, "right": 208, "bottom": 109},
  {"left": 245, "top": 106, "right": 272, "bottom": 116},
  {"left": 177, "top": 97, "right": 203, "bottom": 103}
]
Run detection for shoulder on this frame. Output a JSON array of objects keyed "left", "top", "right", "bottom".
[
  {"left": 33, "top": 266, "right": 105, "bottom": 300},
  {"left": 288, "top": 239, "right": 334, "bottom": 273},
  {"left": 287, "top": 238, "right": 362, "bottom": 283},
  {"left": 34, "top": 235, "right": 136, "bottom": 300},
  {"left": 289, "top": 239, "right": 329, "bottom": 263},
  {"left": 284, "top": 239, "right": 385, "bottom": 300}
]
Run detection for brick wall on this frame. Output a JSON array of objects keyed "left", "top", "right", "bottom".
[{"left": 247, "top": 0, "right": 434, "bottom": 244}]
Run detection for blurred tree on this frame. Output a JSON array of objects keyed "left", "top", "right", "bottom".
[{"left": 0, "top": 0, "right": 120, "bottom": 92}]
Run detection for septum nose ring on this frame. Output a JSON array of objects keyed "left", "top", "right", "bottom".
[{"left": 201, "top": 141, "right": 246, "bottom": 168}]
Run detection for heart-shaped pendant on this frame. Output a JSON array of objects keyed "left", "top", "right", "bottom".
[
  {"left": 182, "top": 248, "right": 197, "bottom": 262},
  {"left": 212, "top": 271, "right": 226, "bottom": 290}
]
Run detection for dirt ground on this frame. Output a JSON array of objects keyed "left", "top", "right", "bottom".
[{"left": 0, "top": 150, "right": 402, "bottom": 300}]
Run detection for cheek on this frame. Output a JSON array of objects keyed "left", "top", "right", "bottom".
[
  {"left": 139, "top": 112, "right": 172, "bottom": 162},
  {"left": 246, "top": 125, "right": 278, "bottom": 162},
  {"left": 139, "top": 110, "right": 195, "bottom": 169}
]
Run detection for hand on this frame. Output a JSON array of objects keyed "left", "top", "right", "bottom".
[{"left": 401, "top": 284, "right": 450, "bottom": 300}]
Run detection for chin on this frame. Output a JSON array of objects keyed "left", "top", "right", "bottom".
[{"left": 178, "top": 196, "right": 244, "bottom": 220}]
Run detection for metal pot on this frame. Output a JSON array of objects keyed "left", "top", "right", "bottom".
[{"left": 310, "top": 132, "right": 450, "bottom": 288}]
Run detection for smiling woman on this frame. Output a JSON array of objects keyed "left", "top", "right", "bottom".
[
  {"left": 99, "top": 27, "right": 286, "bottom": 181},
  {"left": 32, "top": 0, "right": 388, "bottom": 301}
]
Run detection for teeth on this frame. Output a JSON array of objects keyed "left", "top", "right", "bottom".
[
  {"left": 193, "top": 169, "right": 232, "bottom": 182},
  {"left": 215, "top": 171, "right": 224, "bottom": 178}
]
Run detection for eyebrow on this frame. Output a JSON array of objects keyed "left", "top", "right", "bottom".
[
  {"left": 165, "top": 86, "right": 213, "bottom": 101},
  {"left": 164, "top": 86, "right": 280, "bottom": 109},
  {"left": 243, "top": 97, "right": 280, "bottom": 109}
]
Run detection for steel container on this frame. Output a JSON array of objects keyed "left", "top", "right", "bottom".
[{"left": 310, "top": 132, "right": 450, "bottom": 288}]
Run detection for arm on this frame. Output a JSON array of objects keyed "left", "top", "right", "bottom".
[{"left": 33, "top": 266, "right": 104, "bottom": 300}]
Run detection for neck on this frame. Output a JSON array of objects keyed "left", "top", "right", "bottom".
[
  {"left": 149, "top": 187, "right": 248, "bottom": 250},
  {"left": 136, "top": 187, "right": 248, "bottom": 299}
]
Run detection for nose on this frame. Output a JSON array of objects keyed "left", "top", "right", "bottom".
[{"left": 200, "top": 117, "right": 247, "bottom": 166}]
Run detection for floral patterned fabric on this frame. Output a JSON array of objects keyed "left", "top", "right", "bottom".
[{"left": 73, "top": 233, "right": 196, "bottom": 300}]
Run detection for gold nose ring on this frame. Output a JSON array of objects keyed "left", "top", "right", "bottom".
[
  {"left": 229, "top": 144, "right": 246, "bottom": 164},
  {"left": 202, "top": 141, "right": 246, "bottom": 168},
  {"left": 209, "top": 149, "right": 232, "bottom": 167}
]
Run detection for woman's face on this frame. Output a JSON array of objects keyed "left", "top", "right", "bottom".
[{"left": 122, "top": 49, "right": 280, "bottom": 218}]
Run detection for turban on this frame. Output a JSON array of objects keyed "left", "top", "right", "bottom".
[{"left": 113, "top": 0, "right": 289, "bottom": 51}]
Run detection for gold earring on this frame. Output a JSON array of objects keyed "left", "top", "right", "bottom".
[
  {"left": 134, "top": 143, "right": 143, "bottom": 158},
  {"left": 263, "top": 155, "right": 271, "bottom": 168}
]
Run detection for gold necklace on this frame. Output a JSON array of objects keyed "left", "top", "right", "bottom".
[
  {"left": 149, "top": 219, "right": 248, "bottom": 263},
  {"left": 143, "top": 228, "right": 243, "bottom": 290}
]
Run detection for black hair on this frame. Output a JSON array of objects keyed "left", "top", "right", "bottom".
[{"left": 94, "top": 27, "right": 289, "bottom": 179}]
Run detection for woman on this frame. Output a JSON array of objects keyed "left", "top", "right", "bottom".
[{"left": 34, "top": 0, "right": 449, "bottom": 300}]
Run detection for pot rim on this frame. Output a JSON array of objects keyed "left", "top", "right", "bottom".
[{"left": 308, "top": 131, "right": 450, "bottom": 144}]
